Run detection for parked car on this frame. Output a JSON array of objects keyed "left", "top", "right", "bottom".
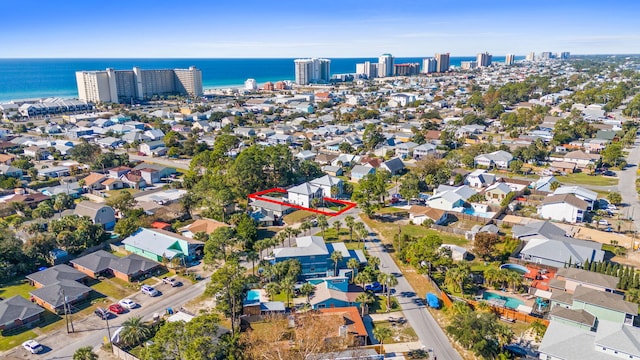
[
  {"left": 365, "top": 282, "right": 386, "bottom": 293},
  {"left": 22, "top": 340, "right": 43, "bottom": 354},
  {"left": 141, "top": 285, "right": 159, "bottom": 297},
  {"left": 108, "top": 303, "right": 126, "bottom": 314},
  {"left": 119, "top": 299, "right": 137, "bottom": 309},
  {"left": 94, "top": 308, "right": 111, "bottom": 320},
  {"left": 597, "top": 219, "right": 609, "bottom": 226},
  {"left": 603, "top": 170, "right": 616, "bottom": 177},
  {"left": 607, "top": 204, "right": 618, "bottom": 211},
  {"left": 162, "top": 277, "right": 181, "bottom": 287}
]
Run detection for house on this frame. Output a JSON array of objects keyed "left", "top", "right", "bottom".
[
  {"left": 394, "top": 142, "right": 419, "bottom": 159},
  {"left": 0, "top": 295, "right": 45, "bottom": 331},
  {"left": 136, "top": 168, "right": 161, "bottom": 185},
  {"left": 0, "top": 153, "right": 16, "bottom": 165},
  {"left": 73, "top": 201, "right": 116, "bottom": 230},
  {"left": 0, "top": 164, "right": 23, "bottom": 178},
  {"left": 308, "top": 277, "right": 362, "bottom": 310},
  {"left": 234, "top": 127, "right": 256, "bottom": 138},
  {"left": 464, "top": 169, "right": 496, "bottom": 188},
  {"left": 272, "top": 236, "right": 366, "bottom": 279},
  {"left": 82, "top": 172, "right": 107, "bottom": 191},
  {"left": 242, "top": 289, "right": 286, "bottom": 316},
  {"left": 407, "top": 205, "right": 447, "bottom": 225},
  {"left": 41, "top": 182, "right": 82, "bottom": 198},
  {"left": 484, "top": 182, "right": 513, "bottom": 203},
  {"left": 563, "top": 150, "right": 600, "bottom": 169},
  {"left": 267, "top": 134, "right": 293, "bottom": 145},
  {"left": 549, "top": 161, "right": 577, "bottom": 174},
  {"left": 553, "top": 186, "right": 597, "bottom": 210},
  {"left": 413, "top": 143, "right": 438, "bottom": 159},
  {"left": 316, "top": 307, "right": 369, "bottom": 346},
  {"left": 474, "top": 150, "right": 513, "bottom": 169},
  {"left": 132, "top": 163, "right": 176, "bottom": 180},
  {"left": 309, "top": 175, "right": 343, "bottom": 198},
  {"left": 321, "top": 165, "right": 343, "bottom": 176},
  {"left": 380, "top": 158, "right": 405, "bottom": 175},
  {"left": 287, "top": 182, "right": 323, "bottom": 209},
  {"left": 465, "top": 224, "right": 500, "bottom": 241},
  {"left": 539, "top": 194, "right": 589, "bottom": 223},
  {"left": 533, "top": 176, "right": 560, "bottom": 192},
  {"left": 26, "top": 265, "right": 92, "bottom": 314},
  {"left": 179, "top": 218, "right": 230, "bottom": 238},
  {"left": 295, "top": 150, "right": 316, "bottom": 161},
  {"left": 120, "top": 173, "right": 147, "bottom": 189},
  {"left": 513, "top": 221, "right": 604, "bottom": 268},
  {"left": 122, "top": 228, "right": 204, "bottom": 262},
  {"left": 108, "top": 166, "right": 131, "bottom": 178},
  {"left": 426, "top": 185, "right": 476, "bottom": 211},
  {"left": 439, "top": 244, "right": 469, "bottom": 261},
  {"left": 554, "top": 267, "right": 619, "bottom": 293},
  {"left": 96, "top": 136, "right": 124, "bottom": 149},
  {"left": 6, "top": 193, "right": 51, "bottom": 208},
  {"left": 100, "top": 178, "right": 124, "bottom": 191},
  {"left": 23, "top": 146, "right": 50, "bottom": 160},
  {"left": 139, "top": 140, "right": 167, "bottom": 157},
  {"left": 70, "top": 250, "right": 161, "bottom": 282},
  {"left": 350, "top": 165, "right": 375, "bottom": 182},
  {"left": 249, "top": 196, "right": 294, "bottom": 221}
]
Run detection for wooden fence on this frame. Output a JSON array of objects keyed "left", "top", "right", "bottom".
[
  {"left": 431, "top": 224, "right": 467, "bottom": 236},
  {"left": 467, "top": 300, "right": 549, "bottom": 326},
  {"left": 424, "top": 275, "right": 453, "bottom": 308}
]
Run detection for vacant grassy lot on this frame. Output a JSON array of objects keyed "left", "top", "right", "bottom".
[
  {"left": 282, "top": 210, "right": 316, "bottom": 225},
  {"left": 0, "top": 277, "right": 34, "bottom": 300},
  {"left": 372, "top": 320, "right": 418, "bottom": 344},
  {"left": 558, "top": 172, "right": 618, "bottom": 186},
  {"left": 91, "top": 278, "right": 135, "bottom": 301},
  {"left": 0, "top": 329, "right": 37, "bottom": 351},
  {"left": 361, "top": 216, "right": 469, "bottom": 247}
]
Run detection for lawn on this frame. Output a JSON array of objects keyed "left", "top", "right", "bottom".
[
  {"left": 361, "top": 216, "right": 469, "bottom": 247},
  {"left": 0, "top": 277, "right": 35, "bottom": 300},
  {"left": 372, "top": 320, "right": 418, "bottom": 344},
  {"left": 374, "top": 207, "right": 406, "bottom": 215},
  {"left": 105, "top": 188, "right": 140, "bottom": 197},
  {"left": 557, "top": 172, "right": 619, "bottom": 186},
  {"left": 0, "top": 328, "right": 37, "bottom": 351},
  {"left": 91, "top": 278, "right": 135, "bottom": 301},
  {"left": 369, "top": 295, "right": 400, "bottom": 314},
  {"left": 282, "top": 210, "right": 316, "bottom": 225}
]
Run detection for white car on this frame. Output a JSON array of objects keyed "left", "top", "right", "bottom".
[
  {"left": 119, "top": 299, "right": 137, "bottom": 309},
  {"left": 22, "top": 340, "right": 43, "bottom": 354}
]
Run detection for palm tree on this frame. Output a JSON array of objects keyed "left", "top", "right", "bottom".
[
  {"left": 317, "top": 215, "right": 329, "bottom": 237},
  {"left": 373, "top": 326, "right": 393, "bottom": 346},
  {"left": 284, "top": 228, "right": 294, "bottom": 247},
  {"left": 347, "top": 258, "right": 360, "bottom": 283},
  {"left": 344, "top": 216, "right": 355, "bottom": 241},
  {"left": 529, "top": 320, "right": 548, "bottom": 342},
  {"left": 355, "top": 222, "right": 368, "bottom": 249},
  {"left": 281, "top": 277, "right": 295, "bottom": 307},
  {"left": 333, "top": 220, "right": 342, "bottom": 239},
  {"left": 378, "top": 272, "right": 399, "bottom": 310},
  {"left": 265, "top": 282, "right": 280, "bottom": 300},
  {"left": 330, "top": 251, "right": 344, "bottom": 276},
  {"left": 247, "top": 251, "right": 259, "bottom": 276},
  {"left": 120, "top": 316, "right": 152, "bottom": 348},
  {"left": 445, "top": 268, "right": 465, "bottom": 294},
  {"left": 356, "top": 291, "right": 375, "bottom": 317},
  {"left": 300, "top": 221, "right": 311, "bottom": 235},
  {"left": 73, "top": 346, "right": 98, "bottom": 360},
  {"left": 292, "top": 228, "right": 302, "bottom": 240},
  {"left": 355, "top": 271, "right": 372, "bottom": 290},
  {"left": 368, "top": 256, "right": 381, "bottom": 270},
  {"left": 484, "top": 267, "right": 500, "bottom": 289},
  {"left": 299, "top": 282, "right": 315, "bottom": 303}
]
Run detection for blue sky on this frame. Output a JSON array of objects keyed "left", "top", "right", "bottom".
[{"left": 2, "top": 0, "right": 639, "bottom": 58}]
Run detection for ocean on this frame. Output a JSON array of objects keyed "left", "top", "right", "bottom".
[{"left": 0, "top": 57, "right": 517, "bottom": 102}]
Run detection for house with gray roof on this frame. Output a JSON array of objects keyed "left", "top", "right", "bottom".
[
  {"left": 73, "top": 201, "right": 116, "bottom": 230},
  {"left": 26, "top": 265, "right": 92, "bottom": 314},
  {"left": 310, "top": 175, "right": 343, "bottom": 198},
  {"left": 71, "top": 250, "right": 161, "bottom": 282},
  {"left": 553, "top": 185, "right": 597, "bottom": 210},
  {"left": 380, "top": 158, "right": 405, "bottom": 175},
  {"left": 474, "top": 150, "right": 513, "bottom": 169},
  {"left": 287, "top": 182, "right": 323, "bottom": 209},
  {"left": 555, "top": 267, "right": 619, "bottom": 293},
  {"left": 350, "top": 165, "right": 375, "bottom": 182},
  {"left": 538, "top": 193, "right": 589, "bottom": 223},
  {"left": 0, "top": 296, "right": 45, "bottom": 331}
]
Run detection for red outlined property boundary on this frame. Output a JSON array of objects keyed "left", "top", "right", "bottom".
[{"left": 248, "top": 188, "right": 357, "bottom": 216}]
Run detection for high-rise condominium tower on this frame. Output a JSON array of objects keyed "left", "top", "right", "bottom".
[
  {"left": 294, "top": 58, "right": 331, "bottom": 85},
  {"left": 505, "top": 54, "right": 515, "bottom": 65},
  {"left": 422, "top": 58, "right": 437, "bottom": 73},
  {"left": 378, "top": 54, "right": 394, "bottom": 77},
  {"left": 76, "top": 66, "right": 202, "bottom": 103},
  {"left": 477, "top": 52, "right": 492, "bottom": 67},
  {"left": 435, "top": 53, "right": 450, "bottom": 73}
]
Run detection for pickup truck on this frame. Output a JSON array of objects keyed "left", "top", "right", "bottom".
[{"left": 162, "top": 277, "right": 181, "bottom": 287}]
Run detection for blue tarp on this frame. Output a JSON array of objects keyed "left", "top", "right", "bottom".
[{"left": 426, "top": 292, "right": 440, "bottom": 309}]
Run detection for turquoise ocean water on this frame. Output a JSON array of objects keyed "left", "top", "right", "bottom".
[{"left": 0, "top": 57, "right": 518, "bottom": 102}]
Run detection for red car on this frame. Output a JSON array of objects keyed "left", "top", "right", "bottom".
[{"left": 108, "top": 303, "right": 126, "bottom": 314}]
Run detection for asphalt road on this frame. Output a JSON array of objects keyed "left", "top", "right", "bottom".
[
  {"left": 3, "top": 277, "right": 210, "bottom": 360},
  {"left": 619, "top": 139, "right": 640, "bottom": 232}
]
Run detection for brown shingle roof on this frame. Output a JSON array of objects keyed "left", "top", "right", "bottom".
[
  {"left": 180, "top": 219, "right": 229, "bottom": 235},
  {"left": 82, "top": 172, "right": 107, "bottom": 186},
  {"left": 541, "top": 193, "right": 589, "bottom": 209}
]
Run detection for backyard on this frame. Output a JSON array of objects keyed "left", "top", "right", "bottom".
[{"left": 557, "top": 172, "right": 619, "bottom": 186}]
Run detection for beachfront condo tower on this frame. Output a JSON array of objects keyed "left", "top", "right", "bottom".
[{"left": 294, "top": 58, "right": 331, "bottom": 85}]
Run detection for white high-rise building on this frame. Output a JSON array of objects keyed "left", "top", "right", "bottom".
[
  {"left": 378, "top": 54, "right": 394, "bottom": 77},
  {"left": 76, "top": 66, "right": 202, "bottom": 103},
  {"left": 422, "top": 58, "right": 437, "bottom": 73},
  {"left": 526, "top": 52, "right": 535, "bottom": 62},
  {"left": 355, "top": 61, "right": 377, "bottom": 79},
  {"left": 294, "top": 58, "right": 331, "bottom": 85},
  {"left": 461, "top": 61, "right": 477, "bottom": 70},
  {"left": 245, "top": 78, "right": 257, "bottom": 91},
  {"left": 477, "top": 52, "right": 492, "bottom": 67},
  {"left": 505, "top": 54, "right": 515, "bottom": 65}
]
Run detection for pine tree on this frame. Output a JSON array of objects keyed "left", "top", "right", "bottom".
[
  {"left": 606, "top": 263, "right": 613, "bottom": 276},
  {"left": 583, "top": 259, "right": 590, "bottom": 272},
  {"left": 590, "top": 261, "right": 597, "bottom": 272},
  {"left": 613, "top": 264, "right": 620, "bottom": 277}
]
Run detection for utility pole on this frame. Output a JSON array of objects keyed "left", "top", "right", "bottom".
[
  {"left": 61, "top": 289, "right": 70, "bottom": 333},
  {"left": 105, "top": 314, "right": 113, "bottom": 352}
]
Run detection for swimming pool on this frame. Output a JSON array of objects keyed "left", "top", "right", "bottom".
[
  {"left": 462, "top": 208, "right": 495, "bottom": 218},
  {"left": 500, "top": 263, "right": 529, "bottom": 275},
  {"left": 246, "top": 289, "right": 261, "bottom": 302},
  {"left": 482, "top": 292, "right": 524, "bottom": 309}
]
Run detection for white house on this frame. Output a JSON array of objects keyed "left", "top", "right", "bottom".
[
  {"left": 413, "top": 143, "right": 437, "bottom": 159},
  {"left": 553, "top": 185, "right": 597, "bottom": 210},
  {"left": 474, "top": 150, "right": 513, "bottom": 169},
  {"left": 407, "top": 206, "right": 447, "bottom": 225},
  {"left": 309, "top": 175, "right": 343, "bottom": 198},
  {"left": 287, "top": 182, "right": 323, "bottom": 209},
  {"left": 538, "top": 194, "right": 589, "bottom": 223},
  {"left": 426, "top": 186, "right": 476, "bottom": 211},
  {"left": 464, "top": 169, "right": 496, "bottom": 188}
]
